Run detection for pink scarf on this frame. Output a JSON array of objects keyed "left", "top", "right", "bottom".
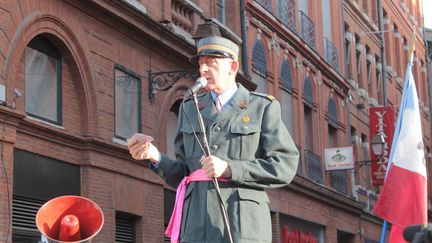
[{"left": 165, "top": 169, "right": 227, "bottom": 243}]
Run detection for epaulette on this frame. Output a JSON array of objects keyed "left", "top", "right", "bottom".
[{"left": 251, "top": 92, "right": 275, "bottom": 101}]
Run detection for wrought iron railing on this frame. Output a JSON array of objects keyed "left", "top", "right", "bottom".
[
  {"left": 329, "top": 170, "right": 348, "bottom": 194},
  {"left": 295, "top": 144, "right": 303, "bottom": 175},
  {"left": 277, "top": 0, "right": 296, "bottom": 32},
  {"left": 305, "top": 150, "right": 323, "bottom": 184},
  {"left": 299, "top": 11, "right": 316, "bottom": 49},
  {"left": 255, "top": 0, "right": 272, "bottom": 13},
  {"left": 324, "top": 37, "right": 339, "bottom": 71}
]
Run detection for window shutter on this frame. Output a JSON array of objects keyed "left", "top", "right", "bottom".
[
  {"left": 303, "top": 77, "right": 313, "bottom": 107},
  {"left": 281, "top": 60, "right": 293, "bottom": 92},
  {"left": 328, "top": 98, "right": 338, "bottom": 127},
  {"left": 252, "top": 40, "right": 267, "bottom": 78}
]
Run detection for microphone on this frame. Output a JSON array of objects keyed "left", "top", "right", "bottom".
[
  {"left": 187, "top": 77, "right": 207, "bottom": 96},
  {"left": 403, "top": 224, "right": 432, "bottom": 242}
]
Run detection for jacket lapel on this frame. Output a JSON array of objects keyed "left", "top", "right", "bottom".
[
  {"left": 196, "top": 84, "right": 251, "bottom": 122},
  {"left": 199, "top": 93, "right": 218, "bottom": 122},
  {"left": 214, "top": 84, "right": 250, "bottom": 122}
]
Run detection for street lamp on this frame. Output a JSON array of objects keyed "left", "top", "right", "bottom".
[
  {"left": 354, "top": 133, "right": 386, "bottom": 171},
  {"left": 370, "top": 133, "right": 386, "bottom": 160}
]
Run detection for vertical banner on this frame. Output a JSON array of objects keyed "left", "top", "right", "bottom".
[{"left": 369, "top": 106, "right": 395, "bottom": 185}]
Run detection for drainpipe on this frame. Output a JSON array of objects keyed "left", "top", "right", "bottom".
[
  {"left": 378, "top": 0, "right": 387, "bottom": 106},
  {"left": 423, "top": 32, "right": 432, "bottom": 155},
  {"left": 421, "top": 2, "right": 432, "bottom": 156},
  {"left": 427, "top": 40, "right": 432, "bottom": 152},
  {"left": 240, "top": 0, "right": 249, "bottom": 77},
  {"left": 340, "top": 0, "right": 358, "bottom": 201},
  {"left": 377, "top": 1, "right": 391, "bottom": 241}
]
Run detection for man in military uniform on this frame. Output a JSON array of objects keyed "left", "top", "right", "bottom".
[{"left": 128, "top": 36, "right": 299, "bottom": 242}]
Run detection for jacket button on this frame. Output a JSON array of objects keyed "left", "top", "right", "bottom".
[
  {"left": 214, "top": 126, "right": 221, "bottom": 132},
  {"left": 211, "top": 144, "right": 218, "bottom": 150}
]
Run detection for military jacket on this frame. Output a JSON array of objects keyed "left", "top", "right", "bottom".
[{"left": 155, "top": 84, "right": 299, "bottom": 242}]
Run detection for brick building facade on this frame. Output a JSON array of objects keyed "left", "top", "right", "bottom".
[{"left": 0, "top": 0, "right": 430, "bottom": 242}]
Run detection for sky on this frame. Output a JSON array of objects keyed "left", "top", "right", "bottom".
[{"left": 424, "top": 0, "right": 432, "bottom": 28}]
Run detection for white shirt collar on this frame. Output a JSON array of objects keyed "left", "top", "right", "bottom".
[{"left": 211, "top": 84, "right": 238, "bottom": 108}]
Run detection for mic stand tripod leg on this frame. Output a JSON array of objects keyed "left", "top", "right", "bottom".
[{"left": 192, "top": 94, "right": 234, "bottom": 243}]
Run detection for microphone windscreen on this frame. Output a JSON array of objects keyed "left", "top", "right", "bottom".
[{"left": 197, "top": 77, "right": 208, "bottom": 87}]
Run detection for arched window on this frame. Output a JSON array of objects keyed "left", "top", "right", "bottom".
[
  {"left": 164, "top": 100, "right": 181, "bottom": 238},
  {"left": 167, "top": 100, "right": 181, "bottom": 158},
  {"left": 281, "top": 60, "right": 293, "bottom": 91},
  {"left": 303, "top": 77, "right": 314, "bottom": 152},
  {"left": 25, "top": 35, "right": 62, "bottom": 124},
  {"left": 303, "top": 77, "right": 313, "bottom": 107},
  {"left": 327, "top": 98, "right": 338, "bottom": 130},
  {"left": 251, "top": 39, "right": 267, "bottom": 93},
  {"left": 327, "top": 97, "right": 347, "bottom": 194},
  {"left": 280, "top": 60, "right": 294, "bottom": 134},
  {"left": 303, "top": 77, "right": 323, "bottom": 184}
]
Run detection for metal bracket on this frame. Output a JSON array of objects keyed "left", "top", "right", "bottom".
[{"left": 148, "top": 69, "right": 199, "bottom": 103}]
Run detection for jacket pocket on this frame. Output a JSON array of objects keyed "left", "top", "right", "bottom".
[
  {"left": 237, "top": 188, "right": 271, "bottom": 241},
  {"left": 228, "top": 123, "right": 261, "bottom": 160}
]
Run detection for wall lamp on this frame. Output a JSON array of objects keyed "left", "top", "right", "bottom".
[{"left": 355, "top": 133, "right": 386, "bottom": 170}]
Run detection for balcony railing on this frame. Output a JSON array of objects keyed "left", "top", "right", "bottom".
[
  {"left": 277, "top": 0, "right": 296, "bottom": 32},
  {"left": 171, "top": 0, "right": 195, "bottom": 34},
  {"left": 329, "top": 171, "right": 348, "bottom": 194},
  {"left": 324, "top": 37, "right": 339, "bottom": 71},
  {"left": 305, "top": 150, "right": 323, "bottom": 184},
  {"left": 255, "top": 0, "right": 272, "bottom": 12},
  {"left": 299, "top": 11, "right": 316, "bottom": 49}
]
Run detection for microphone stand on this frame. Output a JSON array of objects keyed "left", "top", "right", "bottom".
[{"left": 191, "top": 93, "right": 234, "bottom": 243}]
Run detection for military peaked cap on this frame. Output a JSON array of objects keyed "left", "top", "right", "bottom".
[{"left": 191, "top": 36, "right": 239, "bottom": 63}]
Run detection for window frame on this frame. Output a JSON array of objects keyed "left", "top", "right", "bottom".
[
  {"left": 114, "top": 64, "right": 142, "bottom": 141},
  {"left": 25, "top": 36, "right": 62, "bottom": 125},
  {"left": 216, "top": 0, "right": 226, "bottom": 24}
]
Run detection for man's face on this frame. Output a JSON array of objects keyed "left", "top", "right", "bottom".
[{"left": 198, "top": 56, "right": 237, "bottom": 94}]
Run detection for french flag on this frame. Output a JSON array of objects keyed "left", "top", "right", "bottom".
[{"left": 372, "top": 62, "right": 427, "bottom": 242}]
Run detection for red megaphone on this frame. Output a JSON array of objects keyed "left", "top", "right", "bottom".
[{"left": 36, "top": 195, "right": 104, "bottom": 243}]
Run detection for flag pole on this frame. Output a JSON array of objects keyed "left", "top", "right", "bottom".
[{"left": 378, "top": 30, "right": 416, "bottom": 243}]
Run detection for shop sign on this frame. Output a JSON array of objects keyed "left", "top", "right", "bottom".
[
  {"left": 324, "top": 146, "right": 354, "bottom": 170},
  {"left": 369, "top": 106, "right": 395, "bottom": 185},
  {"left": 281, "top": 226, "right": 318, "bottom": 243}
]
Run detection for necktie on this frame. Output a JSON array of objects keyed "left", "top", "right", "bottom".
[{"left": 215, "top": 96, "right": 222, "bottom": 112}]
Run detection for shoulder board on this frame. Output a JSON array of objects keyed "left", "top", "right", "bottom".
[{"left": 251, "top": 92, "right": 275, "bottom": 101}]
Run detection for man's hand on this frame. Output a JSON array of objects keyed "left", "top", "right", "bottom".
[
  {"left": 127, "top": 133, "right": 160, "bottom": 162},
  {"left": 200, "top": 155, "right": 232, "bottom": 178}
]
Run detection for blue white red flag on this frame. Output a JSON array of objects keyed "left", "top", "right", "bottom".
[{"left": 372, "top": 62, "right": 427, "bottom": 242}]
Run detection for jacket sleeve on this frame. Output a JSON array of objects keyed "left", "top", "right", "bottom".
[
  {"left": 228, "top": 99, "right": 299, "bottom": 189},
  {"left": 151, "top": 103, "right": 190, "bottom": 189}
]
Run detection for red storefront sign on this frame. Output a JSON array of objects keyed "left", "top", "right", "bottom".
[
  {"left": 369, "top": 106, "right": 395, "bottom": 185},
  {"left": 281, "top": 226, "right": 318, "bottom": 243}
]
